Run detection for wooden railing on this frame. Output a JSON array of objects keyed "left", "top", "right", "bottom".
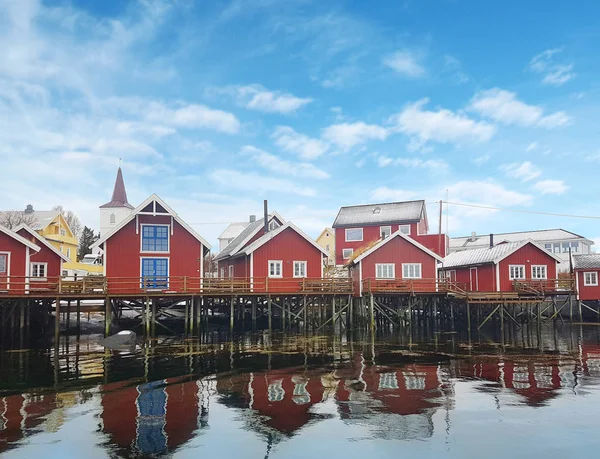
[
  {"left": 513, "top": 278, "right": 575, "bottom": 295},
  {"left": 362, "top": 278, "right": 449, "bottom": 294},
  {"left": 0, "top": 276, "right": 354, "bottom": 296}
]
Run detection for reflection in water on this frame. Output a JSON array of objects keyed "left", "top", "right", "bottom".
[{"left": 1, "top": 326, "right": 600, "bottom": 457}]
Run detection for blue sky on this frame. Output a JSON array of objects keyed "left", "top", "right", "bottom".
[{"left": 1, "top": 0, "right": 600, "bottom": 248}]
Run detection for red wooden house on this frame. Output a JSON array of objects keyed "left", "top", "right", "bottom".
[
  {"left": 91, "top": 194, "right": 211, "bottom": 293},
  {"left": 347, "top": 230, "right": 443, "bottom": 296},
  {"left": 440, "top": 239, "right": 562, "bottom": 293},
  {"left": 215, "top": 214, "right": 328, "bottom": 293},
  {"left": 573, "top": 254, "right": 600, "bottom": 301},
  {"left": 0, "top": 225, "right": 41, "bottom": 294}
]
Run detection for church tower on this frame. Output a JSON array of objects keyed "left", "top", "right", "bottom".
[{"left": 100, "top": 167, "right": 134, "bottom": 236}]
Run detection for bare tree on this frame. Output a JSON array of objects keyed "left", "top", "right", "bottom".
[
  {"left": 0, "top": 211, "right": 39, "bottom": 230},
  {"left": 52, "top": 205, "right": 83, "bottom": 239}
]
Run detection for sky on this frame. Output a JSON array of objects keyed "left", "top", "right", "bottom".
[{"left": 1, "top": 0, "right": 600, "bottom": 249}]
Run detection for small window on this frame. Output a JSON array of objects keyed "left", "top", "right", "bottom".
[
  {"left": 402, "top": 263, "right": 421, "bottom": 279},
  {"left": 66, "top": 248, "right": 71, "bottom": 259},
  {"left": 509, "top": 265, "right": 525, "bottom": 280},
  {"left": 228, "top": 265, "right": 234, "bottom": 278},
  {"left": 399, "top": 225, "right": 411, "bottom": 235},
  {"left": 268, "top": 380, "right": 285, "bottom": 402},
  {"left": 268, "top": 220, "right": 280, "bottom": 231},
  {"left": 378, "top": 372, "right": 399, "bottom": 390},
  {"left": 110, "top": 213, "right": 116, "bottom": 224},
  {"left": 562, "top": 242, "right": 571, "bottom": 253},
  {"left": 553, "top": 243, "right": 561, "bottom": 254},
  {"left": 142, "top": 225, "right": 169, "bottom": 252},
  {"left": 380, "top": 226, "right": 392, "bottom": 239},
  {"left": 544, "top": 243, "right": 552, "bottom": 252},
  {"left": 293, "top": 261, "right": 307, "bottom": 278},
  {"left": 373, "top": 207, "right": 381, "bottom": 214},
  {"left": 325, "top": 244, "right": 330, "bottom": 252},
  {"left": 342, "top": 248, "right": 354, "bottom": 260},
  {"left": 376, "top": 263, "right": 395, "bottom": 279},
  {"left": 345, "top": 228, "right": 363, "bottom": 242},
  {"left": 584, "top": 272, "right": 598, "bottom": 286},
  {"left": 268, "top": 260, "right": 282, "bottom": 278},
  {"left": 531, "top": 265, "right": 547, "bottom": 279},
  {"left": 59, "top": 246, "right": 63, "bottom": 253},
  {"left": 0, "top": 254, "right": 7, "bottom": 274},
  {"left": 62, "top": 270, "right": 68, "bottom": 277},
  {"left": 31, "top": 262, "right": 48, "bottom": 280},
  {"left": 60, "top": 229, "right": 66, "bottom": 236},
  {"left": 571, "top": 242, "right": 580, "bottom": 253}
]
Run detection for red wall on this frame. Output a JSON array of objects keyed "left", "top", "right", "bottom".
[
  {"left": 0, "top": 231, "right": 29, "bottom": 293},
  {"left": 449, "top": 264, "right": 496, "bottom": 292},
  {"left": 412, "top": 234, "right": 448, "bottom": 257},
  {"left": 16, "top": 229, "right": 62, "bottom": 290},
  {"left": 498, "top": 243, "right": 557, "bottom": 291},
  {"left": 576, "top": 269, "right": 600, "bottom": 301},
  {"left": 104, "top": 215, "right": 205, "bottom": 293}
]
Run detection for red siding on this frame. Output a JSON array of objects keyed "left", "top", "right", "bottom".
[
  {"left": 0, "top": 231, "right": 29, "bottom": 293},
  {"left": 217, "top": 256, "right": 249, "bottom": 278},
  {"left": 412, "top": 233, "right": 448, "bottom": 257},
  {"left": 450, "top": 264, "right": 496, "bottom": 292},
  {"left": 576, "top": 269, "right": 600, "bottom": 301},
  {"left": 498, "top": 243, "right": 558, "bottom": 291},
  {"left": 16, "top": 229, "right": 62, "bottom": 291}
]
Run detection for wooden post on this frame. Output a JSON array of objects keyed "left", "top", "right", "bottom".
[
  {"left": 348, "top": 295, "right": 353, "bottom": 329},
  {"left": 151, "top": 299, "right": 157, "bottom": 336},
  {"left": 369, "top": 294, "right": 375, "bottom": 332},
  {"left": 332, "top": 295, "right": 336, "bottom": 329},
  {"left": 282, "top": 298, "right": 286, "bottom": 328},
  {"left": 579, "top": 300, "right": 583, "bottom": 322},
  {"left": 267, "top": 296, "right": 272, "bottom": 331},
  {"left": 466, "top": 300, "right": 471, "bottom": 337},
  {"left": 230, "top": 297, "right": 235, "bottom": 332},
  {"left": 500, "top": 302, "right": 505, "bottom": 345},
  {"left": 252, "top": 297, "right": 257, "bottom": 326},
  {"left": 66, "top": 300, "right": 71, "bottom": 333},
  {"left": 303, "top": 295, "right": 307, "bottom": 328},
  {"left": 104, "top": 297, "right": 111, "bottom": 336},
  {"left": 76, "top": 300, "right": 81, "bottom": 337},
  {"left": 185, "top": 299, "right": 190, "bottom": 334},
  {"left": 145, "top": 297, "right": 150, "bottom": 336}
]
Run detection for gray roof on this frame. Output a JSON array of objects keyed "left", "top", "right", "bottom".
[
  {"left": 333, "top": 200, "right": 425, "bottom": 228},
  {"left": 27, "top": 210, "right": 61, "bottom": 230},
  {"left": 450, "top": 229, "right": 592, "bottom": 250},
  {"left": 218, "top": 222, "right": 249, "bottom": 241},
  {"left": 215, "top": 218, "right": 266, "bottom": 260},
  {"left": 573, "top": 254, "right": 600, "bottom": 270}
]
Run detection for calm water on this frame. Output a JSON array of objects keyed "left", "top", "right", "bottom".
[{"left": 2, "top": 324, "right": 600, "bottom": 458}]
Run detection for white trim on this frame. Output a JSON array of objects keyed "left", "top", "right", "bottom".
[
  {"left": 13, "top": 224, "right": 69, "bottom": 262},
  {"left": 508, "top": 264, "right": 526, "bottom": 280},
  {"left": 242, "top": 222, "right": 329, "bottom": 256},
  {"left": 30, "top": 262, "right": 48, "bottom": 281},
  {"left": 228, "top": 265, "right": 234, "bottom": 278},
  {"left": 375, "top": 263, "right": 395, "bottom": 279},
  {"left": 495, "top": 263, "right": 500, "bottom": 291},
  {"left": 103, "top": 243, "right": 107, "bottom": 276},
  {"left": 402, "top": 263, "right": 422, "bottom": 279},
  {"left": 352, "top": 229, "right": 444, "bottom": 264},
  {"left": 140, "top": 223, "right": 171, "bottom": 253},
  {"left": 293, "top": 260, "right": 307, "bottom": 278},
  {"left": 268, "top": 260, "right": 283, "bottom": 278},
  {"left": 139, "top": 256, "right": 170, "bottom": 290},
  {"left": 399, "top": 224, "right": 411, "bottom": 236},
  {"left": 25, "top": 247, "right": 30, "bottom": 293},
  {"left": 469, "top": 267, "right": 479, "bottom": 291},
  {"left": 359, "top": 261, "right": 363, "bottom": 296},
  {"left": 531, "top": 265, "right": 548, "bottom": 280},
  {"left": 170, "top": 216, "right": 174, "bottom": 236},
  {"left": 380, "top": 226, "right": 392, "bottom": 239},
  {"left": 136, "top": 215, "right": 139, "bottom": 234},
  {"left": 345, "top": 228, "right": 363, "bottom": 242},
  {"left": 342, "top": 248, "right": 354, "bottom": 260},
  {"left": 0, "top": 251, "right": 11, "bottom": 291},
  {"left": 583, "top": 271, "right": 598, "bottom": 286},
  {"left": 250, "top": 252, "right": 254, "bottom": 291},
  {"left": 0, "top": 225, "right": 41, "bottom": 252},
  {"left": 575, "top": 268, "right": 580, "bottom": 299}
]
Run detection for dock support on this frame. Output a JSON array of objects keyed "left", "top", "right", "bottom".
[
  {"left": 185, "top": 299, "right": 190, "bottom": 334},
  {"left": 76, "top": 300, "right": 81, "bottom": 337},
  {"left": 151, "top": 299, "right": 157, "bottom": 336},
  {"left": 230, "top": 297, "right": 235, "bottom": 332},
  {"left": 332, "top": 295, "right": 336, "bottom": 329},
  {"left": 369, "top": 294, "right": 375, "bottom": 332},
  {"left": 303, "top": 296, "right": 307, "bottom": 328},
  {"left": 145, "top": 297, "right": 150, "bottom": 336},
  {"left": 104, "top": 297, "right": 111, "bottom": 336},
  {"left": 66, "top": 300, "right": 71, "bottom": 333},
  {"left": 252, "top": 297, "right": 257, "bottom": 327},
  {"left": 268, "top": 296, "right": 272, "bottom": 332}
]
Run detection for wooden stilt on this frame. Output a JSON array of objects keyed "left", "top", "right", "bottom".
[
  {"left": 369, "top": 294, "right": 375, "bottom": 332},
  {"left": 268, "top": 296, "right": 272, "bottom": 331},
  {"left": 230, "top": 297, "right": 234, "bottom": 332},
  {"left": 332, "top": 295, "right": 336, "bottom": 329},
  {"left": 104, "top": 297, "right": 111, "bottom": 336},
  {"left": 66, "top": 300, "right": 71, "bottom": 333},
  {"left": 76, "top": 300, "right": 81, "bottom": 337},
  {"left": 185, "top": 299, "right": 190, "bottom": 334},
  {"left": 349, "top": 295, "right": 353, "bottom": 330},
  {"left": 252, "top": 297, "right": 257, "bottom": 326},
  {"left": 303, "top": 296, "right": 307, "bottom": 329}
]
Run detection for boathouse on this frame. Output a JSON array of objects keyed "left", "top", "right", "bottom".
[
  {"left": 440, "top": 239, "right": 561, "bottom": 292},
  {"left": 573, "top": 254, "right": 600, "bottom": 302},
  {"left": 91, "top": 194, "right": 211, "bottom": 293},
  {"left": 0, "top": 225, "right": 41, "bottom": 294},
  {"left": 347, "top": 229, "right": 443, "bottom": 297}
]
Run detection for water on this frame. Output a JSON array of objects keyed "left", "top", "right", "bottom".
[{"left": 2, "top": 325, "right": 600, "bottom": 458}]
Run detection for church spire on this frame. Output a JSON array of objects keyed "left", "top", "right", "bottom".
[{"left": 100, "top": 167, "right": 134, "bottom": 209}]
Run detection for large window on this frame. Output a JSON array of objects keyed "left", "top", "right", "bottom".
[
  {"left": 509, "top": 265, "right": 525, "bottom": 280},
  {"left": 399, "top": 225, "right": 411, "bottom": 235},
  {"left": 345, "top": 228, "right": 363, "bottom": 242},
  {"left": 571, "top": 242, "right": 580, "bottom": 253},
  {"left": 141, "top": 258, "right": 168, "bottom": 289},
  {"left": 531, "top": 265, "right": 547, "bottom": 279},
  {"left": 342, "top": 248, "right": 354, "bottom": 260},
  {"left": 376, "top": 263, "right": 395, "bottom": 279},
  {"left": 402, "top": 263, "right": 422, "bottom": 279},
  {"left": 293, "top": 261, "right": 307, "bottom": 278},
  {"left": 142, "top": 225, "right": 169, "bottom": 252},
  {"left": 268, "top": 260, "right": 282, "bottom": 278},
  {"left": 31, "top": 262, "right": 47, "bottom": 280},
  {"left": 584, "top": 272, "right": 598, "bottom": 286},
  {"left": 380, "top": 226, "right": 392, "bottom": 239}
]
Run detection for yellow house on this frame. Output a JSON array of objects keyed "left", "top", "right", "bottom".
[{"left": 316, "top": 227, "right": 335, "bottom": 266}]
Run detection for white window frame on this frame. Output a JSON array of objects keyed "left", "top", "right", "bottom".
[
  {"left": 375, "top": 263, "right": 395, "bottom": 279},
  {"left": 531, "top": 265, "right": 547, "bottom": 280},
  {"left": 509, "top": 264, "right": 526, "bottom": 280},
  {"left": 0, "top": 253, "right": 8, "bottom": 274},
  {"left": 402, "top": 263, "right": 422, "bottom": 279},
  {"left": 584, "top": 271, "right": 598, "bottom": 286},
  {"left": 268, "top": 219, "right": 280, "bottom": 231},
  {"left": 342, "top": 248, "right": 354, "bottom": 260},
  {"left": 140, "top": 223, "right": 171, "bottom": 253},
  {"left": 345, "top": 228, "right": 363, "bottom": 242},
  {"left": 399, "top": 225, "right": 411, "bottom": 235},
  {"left": 228, "top": 265, "right": 234, "bottom": 278},
  {"left": 66, "top": 248, "right": 71, "bottom": 259},
  {"left": 30, "top": 262, "right": 48, "bottom": 281},
  {"left": 293, "top": 261, "right": 307, "bottom": 278},
  {"left": 268, "top": 260, "right": 283, "bottom": 278},
  {"left": 380, "top": 226, "right": 392, "bottom": 239}
]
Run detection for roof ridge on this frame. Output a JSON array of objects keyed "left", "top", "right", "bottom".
[{"left": 338, "top": 199, "right": 425, "bottom": 209}]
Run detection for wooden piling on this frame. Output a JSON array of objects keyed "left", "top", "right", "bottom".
[
  {"left": 369, "top": 294, "right": 375, "bottom": 332},
  {"left": 268, "top": 296, "right": 272, "bottom": 331},
  {"left": 104, "top": 297, "right": 111, "bottom": 336},
  {"left": 76, "top": 300, "right": 81, "bottom": 336}
]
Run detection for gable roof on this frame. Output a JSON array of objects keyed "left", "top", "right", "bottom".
[
  {"left": 333, "top": 200, "right": 426, "bottom": 228},
  {"left": 442, "top": 239, "right": 562, "bottom": 269},
  {"left": 0, "top": 225, "right": 41, "bottom": 252},
  {"left": 316, "top": 227, "right": 333, "bottom": 242},
  {"left": 237, "top": 222, "right": 329, "bottom": 257},
  {"left": 91, "top": 194, "right": 211, "bottom": 251},
  {"left": 214, "top": 212, "right": 285, "bottom": 260},
  {"left": 573, "top": 254, "right": 600, "bottom": 270},
  {"left": 450, "top": 228, "right": 593, "bottom": 249},
  {"left": 14, "top": 224, "right": 71, "bottom": 262},
  {"left": 218, "top": 222, "right": 250, "bottom": 241},
  {"left": 100, "top": 167, "right": 134, "bottom": 209},
  {"left": 350, "top": 229, "right": 443, "bottom": 265},
  {"left": 25, "top": 210, "right": 61, "bottom": 231}
]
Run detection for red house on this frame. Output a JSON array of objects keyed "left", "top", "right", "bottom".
[
  {"left": 216, "top": 214, "right": 328, "bottom": 293},
  {"left": 573, "top": 254, "right": 600, "bottom": 301},
  {"left": 91, "top": 194, "right": 211, "bottom": 293},
  {"left": 332, "top": 200, "right": 446, "bottom": 266},
  {"left": 347, "top": 230, "right": 443, "bottom": 297},
  {"left": 440, "top": 239, "right": 561, "bottom": 293},
  {"left": 0, "top": 225, "right": 41, "bottom": 294}
]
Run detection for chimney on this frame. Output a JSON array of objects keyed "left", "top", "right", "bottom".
[
  {"left": 263, "top": 200, "right": 269, "bottom": 233},
  {"left": 489, "top": 233, "right": 494, "bottom": 248},
  {"left": 471, "top": 231, "right": 477, "bottom": 241},
  {"left": 249, "top": 215, "right": 256, "bottom": 223},
  {"left": 24, "top": 204, "right": 34, "bottom": 214}
]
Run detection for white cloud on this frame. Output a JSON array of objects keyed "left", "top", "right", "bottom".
[
  {"left": 322, "top": 122, "right": 389, "bottom": 151},
  {"left": 383, "top": 49, "right": 426, "bottom": 77},
  {"left": 500, "top": 161, "right": 542, "bottom": 182},
  {"left": 377, "top": 155, "right": 449, "bottom": 172},
  {"left": 144, "top": 102, "right": 241, "bottom": 134},
  {"left": 529, "top": 48, "right": 575, "bottom": 86},
  {"left": 468, "top": 88, "right": 572, "bottom": 129},
  {"left": 271, "top": 126, "right": 329, "bottom": 160},
  {"left": 474, "top": 154, "right": 491, "bottom": 165},
  {"left": 371, "top": 187, "right": 419, "bottom": 202},
  {"left": 210, "top": 84, "right": 312, "bottom": 114},
  {"left": 390, "top": 98, "right": 495, "bottom": 147},
  {"left": 532, "top": 179, "right": 568, "bottom": 195},
  {"left": 241, "top": 145, "right": 329, "bottom": 179},
  {"left": 210, "top": 169, "right": 317, "bottom": 197},
  {"left": 525, "top": 142, "right": 538, "bottom": 152}
]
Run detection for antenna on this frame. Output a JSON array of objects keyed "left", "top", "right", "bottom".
[{"left": 119, "top": 157, "right": 122, "bottom": 167}]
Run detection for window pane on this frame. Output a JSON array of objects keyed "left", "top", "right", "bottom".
[
  {"left": 0, "top": 255, "right": 6, "bottom": 273},
  {"left": 343, "top": 249, "right": 353, "bottom": 259},
  {"left": 399, "top": 225, "right": 410, "bottom": 235},
  {"left": 544, "top": 243, "right": 552, "bottom": 252},
  {"left": 562, "top": 242, "right": 570, "bottom": 253},
  {"left": 345, "top": 228, "right": 363, "bottom": 241}
]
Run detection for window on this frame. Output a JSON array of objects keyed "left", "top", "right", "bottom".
[
  {"left": 342, "top": 248, "right": 354, "bottom": 260},
  {"left": 141, "top": 258, "right": 168, "bottom": 289},
  {"left": 544, "top": 243, "right": 552, "bottom": 252},
  {"left": 31, "top": 263, "right": 47, "bottom": 280},
  {"left": 345, "top": 228, "right": 363, "bottom": 242},
  {"left": 584, "top": 272, "right": 598, "bottom": 286},
  {"left": 378, "top": 372, "right": 399, "bottom": 390},
  {"left": 376, "top": 263, "right": 395, "bottom": 279},
  {"left": 380, "top": 226, "right": 392, "bottom": 239},
  {"left": 268, "top": 260, "right": 282, "bottom": 278},
  {"left": 62, "top": 270, "right": 68, "bottom": 277},
  {"left": 399, "top": 225, "right": 411, "bottom": 235},
  {"left": 60, "top": 229, "right": 66, "bottom": 236},
  {"left": 66, "top": 248, "right": 71, "bottom": 259},
  {"left": 293, "top": 261, "right": 307, "bottom": 278},
  {"left": 220, "top": 267, "right": 225, "bottom": 278},
  {"left": 571, "top": 242, "right": 580, "bottom": 253},
  {"left": 553, "top": 243, "right": 561, "bottom": 254},
  {"left": 141, "top": 225, "right": 169, "bottom": 252},
  {"left": 268, "top": 220, "right": 280, "bottom": 231},
  {"left": 228, "top": 265, "right": 234, "bottom": 278},
  {"left": 509, "top": 265, "right": 525, "bottom": 280},
  {"left": 325, "top": 244, "right": 330, "bottom": 252},
  {"left": 268, "top": 380, "right": 285, "bottom": 402},
  {"left": 531, "top": 265, "right": 547, "bottom": 279},
  {"left": 110, "top": 213, "right": 116, "bottom": 224},
  {"left": 0, "top": 254, "right": 7, "bottom": 273},
  {"left": 562, "top": 242, "right": 571, "bottom": 253},
  {"left": 402, "top": 263, "right": 422, "bottom": 279}
]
